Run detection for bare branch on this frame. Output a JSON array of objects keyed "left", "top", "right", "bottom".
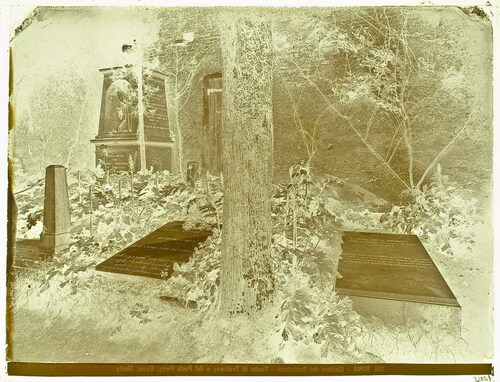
[
  {"left": 385, "top": 122, "right": 402, "bottom": 161},
  {"left": 387, "top": 135, "right": 403, "bottom": 164},
  {"left": 416, "top": 102, "right": 478, "bottom": 188},
  {"left": 290, "top": 59, "right": 410, "bottom": 189},
  {"left": 364, "top": 104, "right": 378, "bottom": 140},
  {"left": 407, "top": 80, "right": 449, "bottom": 115},
  {"left": 284, "top": 78, "right": 311, "bottom": 159}
]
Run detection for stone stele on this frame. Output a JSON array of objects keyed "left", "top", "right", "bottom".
[{"left": 39, "top": 165, "right": 71, "bottom": 254}]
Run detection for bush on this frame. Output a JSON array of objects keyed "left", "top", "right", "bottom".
[
  {"left": 163, "top": 164, "right": 365, "bottom": 360},
  {"left": 162, "top": 228, "right": 222, "bottom": 310},
  {"left": 381, "top": 164, "right": 479, "bottom": 257},
  {"left": 12, "top": 167, "right": 205, "bottom": 315}
]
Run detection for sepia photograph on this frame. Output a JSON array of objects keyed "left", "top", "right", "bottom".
[{"left": 3, "top": 3, "right": 495, "bottom": 378}]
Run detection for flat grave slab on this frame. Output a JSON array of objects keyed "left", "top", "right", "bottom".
[
  {"left": 335, "top": 231, "right": 461, "bottom": 329},
  {"left": 95, "top": 221, "right": 211, "bottom": 279}
]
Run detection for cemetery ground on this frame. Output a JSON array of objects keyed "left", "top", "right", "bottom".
[{"left": 8, "top": 166, "right": 493, "bottom": 363}]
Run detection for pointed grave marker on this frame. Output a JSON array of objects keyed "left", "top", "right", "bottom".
[{"left": 39, "top": 165, "right": 71, "bottom": 255}]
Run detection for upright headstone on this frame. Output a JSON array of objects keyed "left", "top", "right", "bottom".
[
  {"left": 39, "top": 165, "right": 71, "bottom": 255},
  {"left": 91, "top": 65, "right": 174, "bottom": 174}
]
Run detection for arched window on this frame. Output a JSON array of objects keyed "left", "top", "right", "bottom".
[{"left": 104, "top": 79, "right": 133, "bottom": 133}]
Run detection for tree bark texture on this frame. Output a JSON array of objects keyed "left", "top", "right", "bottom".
[{"left": 219, "top": 14, "right": 274, "bottom": 315}]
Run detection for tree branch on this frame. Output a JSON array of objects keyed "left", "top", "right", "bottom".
[
  {"left": 284, "top": 80, "right": 311, "bottom": 159},
  {"left": 387, "top": 135, "right": 403, "bottom": 164},
  {"left": 385, "top": 122, "right": 402, "bottom": 161},
  {"left": 290, "top": 59, "right": 410, "bottom": 189},
  {"left": 407, "top": 80, "right": 449, "bottom": 116},
  {"left": 364, "top": 104, "right": 378, "bottom": 140},
  {"left": 416, "top": 102, "right": 477, "bottom": 189}
]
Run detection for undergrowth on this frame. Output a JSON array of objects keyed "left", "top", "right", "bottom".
[
  {"left": 11, "top": 162, "right": 484, "bottom": 363},
  {"left": 163, "top": 163, "right": 365, "bottom": 361},
  {"left": 381, "top": 164, "right": 480, "bottom": 258}
]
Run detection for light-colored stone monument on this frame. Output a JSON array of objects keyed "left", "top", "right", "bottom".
[{"left": 39, "top": 165, "right": 71, "bottom": 255}]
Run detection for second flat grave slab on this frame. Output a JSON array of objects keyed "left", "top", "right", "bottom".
[{"left": 95, "top": 221, "right": 212, "bottom": 279}]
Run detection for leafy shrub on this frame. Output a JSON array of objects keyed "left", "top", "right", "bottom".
[
  {"left": 14, "top": 164, "right": 372, "bottom": 360},
  {"left": 381, "top": 164, "right": 479, "bottom": 257},
  {"left": 162, "top": 164, "right": 365, "bottom": 359},
  {"left": 12, "top": 167, "right": 207, "bottom": 315},
  {"left": 162, "top": 228, "right": 221, "bottom": 310},
  {"left": 156, "top": 178, "right": 225, "bottom": 310},
  {"left": 273, "top": 209, "right": 363, "bottom": 359},
  {"left": 184, "top": 175, "right": 224, "bottom": 230},
  {"left": 14, "top": 176, "right": 45, "bottom": 238},
  {"left": 38, "top": 241, "right": 99, "bottom": 295}
]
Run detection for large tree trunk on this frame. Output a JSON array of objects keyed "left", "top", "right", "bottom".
[{"left": 219, "top": 13, "right": 274, "bottom": 315}]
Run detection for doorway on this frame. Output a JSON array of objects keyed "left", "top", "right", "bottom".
[{"left": 203, "top": 73, "right": 222, "bottom": 175}]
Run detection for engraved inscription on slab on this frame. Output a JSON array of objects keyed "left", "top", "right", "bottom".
[
  {"left": 143, "top": 74, "right": 169, "bottom": 133},
  {"left": 95, "top": 221, "right": 212, "bottom": 279},
  {"left": 336, "top": 231, "right": 460, "bottom": 307}
]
